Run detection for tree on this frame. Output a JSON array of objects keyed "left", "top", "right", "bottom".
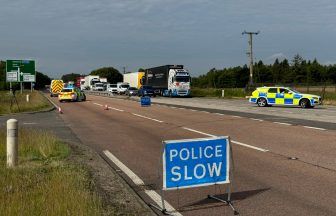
[
  {"left": 61, "top": 73, "right": 81, "bottom": 83},
  {"left": 35, "top": 72, "right": 51, "bottom": 89},
  {"left": 90, "top": 67, "right": 122, "bottom": 83},
  {"left": 138, "top": 68, "right": 145, "bottom": 72}
]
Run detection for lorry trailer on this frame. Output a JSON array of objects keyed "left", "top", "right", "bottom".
[
  {"left": 123, "top": 71, "right": 145, "bottom": 89},
  {"left": 143, "top": 65, "right": 191, "bottom": 97}
]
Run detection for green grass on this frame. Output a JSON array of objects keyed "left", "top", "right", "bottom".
[
  {"left": 191, "top": 87, "right": 247, "bottom": 98},
  {"left": 0, "top": 91, "right": 52, "bottom": 115},
  {"left": 0, "top": 129, "right": 102, "bottom": 216}
]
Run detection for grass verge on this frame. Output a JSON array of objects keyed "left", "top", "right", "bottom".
[
  {"left": 0, "top": 129, "right": 102, "bottom": 216},
  {"left": 0, "top": 91, "right": 52, "bottom": 115}
]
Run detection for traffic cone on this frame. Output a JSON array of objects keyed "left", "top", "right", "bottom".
[
  {"left": 58, "top": 106, "right": 63, "bottom": 114},
  {"left": 104, "top": 105, "right": 109, "bottom": 110}
]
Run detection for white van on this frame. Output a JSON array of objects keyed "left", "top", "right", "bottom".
[
  {"left": 117, "top": 82, "right": 130, "bottom": 94},
  {"left": 107, "top": 84, "right": 118, "bottom": 94}
]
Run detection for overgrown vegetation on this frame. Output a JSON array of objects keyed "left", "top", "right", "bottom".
[
  {"left": 0, "top": 129, "right": 102, "bottom": 215},
  {"left": 0, "top": 91, "right": 52, "bottom": 115}
]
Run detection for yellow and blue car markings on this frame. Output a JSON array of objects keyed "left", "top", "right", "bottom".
[{"left": 249, "top": 87, "right": 321, "bottom": 108}]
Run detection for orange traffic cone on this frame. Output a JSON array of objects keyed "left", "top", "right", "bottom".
[
  {"left": 58, "top": 106, "right": 63, "bottom": 114},
  {"left": 104, "top": 105, "right": 109, "bottom": 110}
]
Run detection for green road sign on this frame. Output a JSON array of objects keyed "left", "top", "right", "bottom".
[{"left": 6, "top": 60, "right": 36, "bottom": 82}]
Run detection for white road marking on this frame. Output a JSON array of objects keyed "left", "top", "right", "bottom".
[
  {"left": 215, "top": 113, "right": 225, "bottom": 116},
  {"left": 182, "top": 127, "right": 269, "bottom": 152},
  {"left": 273, "top": 122, "right": 292, "bottom": 126},
  {"left": 108, "top": 107, "right": 124, "bottom": 112},
  {"left": 103, "top": 150, "right": 144, "bottom": 185},
  {"left": 303, "top": 126, "right": 326, "bottom": 131},
  {"left": 189, "top": 109, "right": 197, "bottom": 112},
  {"left": 231, "top": 140, "right": 269, "bottom": 152},
  {"left": 93, "top": 102, "right": 103, "bottom": 107},
  {"left": 103, "top": 150, "right": 182, "bottom": 216},
  {"left": 250, "top": 118, "right": 264, "bottom": 122},
  {"left": 182, "top": 127, "right": 216, "bottom": 137},
  {"left": 145, "top": 190, "right": 182, "bottom": 216},
  {"left": 231, "top": 115, "right": 242, "bottom": 118},
  {"left": 200, "top": 111, "right": 210, "bottom": 113},
  {"left": 132, "top": 113, "right": 164, "bottom": 123}
]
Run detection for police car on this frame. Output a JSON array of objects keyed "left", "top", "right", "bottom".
[
  {"left": 249, "top": 87, "right": 321, "bottom": 108},
  {"left": 58, "top": 87, "right": 86, "bottom": 102}
]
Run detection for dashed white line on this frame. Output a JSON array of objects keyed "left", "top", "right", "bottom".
[
  {"left": 231, "top": 140, "right": 269, "bottom": 152},
  {"left": 132, "top": 113, "right": 164, "bottom": 123},
  {"left": 93, "top": 102, "right": 103, "bottom": 106},
  {"left": 182, "top": 127, "right": 216, "bottom": 137},
  {"left": 182, "top": 127, "right": 269, "bottom": 152},
  {"left": 250, "top": 118, "right": 264, "bottom": 122},
  {"left": 108, "top": 107, "right": 124, "bottom": 112},
  {"left": 231, "top": 115, "right": 242, "bottom": 118},
  {"left": 273, "top": 122, "right": 292, "bottom": 126},
  {"left": 303, "top": 126, "right": 326, "bottom": 131},
  {"left": 103, "top": 150, "right": 181, "bottom": 216},
  {"left": 215, "top": 113, "right": 225, "bottom": 116}
]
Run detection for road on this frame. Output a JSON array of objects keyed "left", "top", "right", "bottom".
[{"left": 48, "top": 94, "right": 336, "bottom": 215}]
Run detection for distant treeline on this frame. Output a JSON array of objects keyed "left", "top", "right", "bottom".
[{"left": 192, "top": 55, "right": 336, "bottom": 88}]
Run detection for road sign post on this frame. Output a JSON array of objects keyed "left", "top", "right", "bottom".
[{"left": 150, "top": 136, "right": 238, "bottom": 214}]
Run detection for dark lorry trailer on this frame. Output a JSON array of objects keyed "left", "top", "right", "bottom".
[{"left": 142, "top": 65, "right": 191, "bottom": 97}]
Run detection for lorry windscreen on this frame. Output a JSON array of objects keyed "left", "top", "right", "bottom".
[{"left": 175, "top": 76, "right": 190, "bottom": 82}]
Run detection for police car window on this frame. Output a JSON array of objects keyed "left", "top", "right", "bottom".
[
  {"left": 279, "top": 88, "right": 289, "bottom": 94},
  {"left": 268, "top": 88, "right": 277, "bottom": 93}
]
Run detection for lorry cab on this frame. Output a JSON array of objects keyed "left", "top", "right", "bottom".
[{"left": 167, "top": 69, "right": 191, "bottom": 97}]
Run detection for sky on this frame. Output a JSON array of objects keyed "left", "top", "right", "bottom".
[{"left": 1, "top": 0, "right": 336, "bottom": 78}]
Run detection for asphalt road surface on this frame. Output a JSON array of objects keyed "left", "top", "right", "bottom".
[{"left": 46, "top": 94, "right": 336, "bottom": 215}]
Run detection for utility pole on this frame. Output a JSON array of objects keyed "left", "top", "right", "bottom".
[
  {"left": 123, "top": 66, "right": 126, "bottom": 74},
  {"left": 242, "top": 30, "right": 260, "bottom": 89}
]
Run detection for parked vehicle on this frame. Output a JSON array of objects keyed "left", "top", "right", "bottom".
[
  {"left": 107, "top": 84, "right": 118, "bottom": 94},
  {"left": 82, "top": 76, "right": 107, "bottom": 90},
  {"left": 125, "top": 87, "right": 138, "bottom": 96},
  {"left": 58, "top": 87, "right": 86, "bottom": 102},
  {"left": 142, "top": 65, "right": 191, "bottom": 97},
  {"left": 117, "top": 82, "right": 130, "bottom": 94},
  {"left": 138, "top": 85, "right": 155, "bottom": 97},
  {"left": 50, "top": 80, "right": 64, "bottom": 97},
  {"left": 123, "top": 72, "right": 145, "bottom": 89},
  {"left": 93, "top": 82, "right": 104, "bottom": 91},
  {"left": 249, "top": 86, "right": 321, "bottom": 108}
]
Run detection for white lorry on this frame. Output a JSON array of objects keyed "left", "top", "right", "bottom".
[
  {"left": 123, "top": 72, "right": 144, "bottom": 89},
  {"left": 93, "top": 82, "right": 104, "bottom": 91},
  {"left": 143, "top": 65, "right": 191, "bottom": 97},
  {"left": 83, "top": 75, "right": 107, "bottom": 90}
]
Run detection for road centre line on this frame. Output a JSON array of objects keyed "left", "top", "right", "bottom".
[
  {"left": 182, "top": 127, "right": 269, "bottom": 152},
  {"left": 250, "top": 118, "right": 264, "bottom": 122},
  {"left": 303, "top": 126, "right": 326, "bottom": 131},
  {"left": 273, "top": 122, "right": 292, "bottom": 126},
  {"left": 93, "top": 102, "right": 103, "bottom": 106},
  {"left": 215, "top": 113, "right": 225, "bottom": 116},
  {"left": 132, "top": 113, "right": 164, "bottom": 123},
  {"left": 108, "top": 107, "right": 124, "bottom": 112},
  {"left": 103, "top": 150, "right": 182, "bottom": 216},
  {"left": 231, "top": 115, "right": 242, "bottom": 118}
]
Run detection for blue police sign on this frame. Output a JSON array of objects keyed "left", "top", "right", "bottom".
[
  {"left": 163, "top": 136, "right": 230, "bottom": 190},
  {"left": 140, "top": 96, "right": 151, "bottom": 106}
]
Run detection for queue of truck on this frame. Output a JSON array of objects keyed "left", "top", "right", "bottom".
[{"left": 50, "top": 65, "right": 192, "bottom": 99}]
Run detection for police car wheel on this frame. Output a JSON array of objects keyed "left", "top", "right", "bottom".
[
  {"left": 300, "top": 99, "right": 310, "bottom": 108},
  {"left": 257, "top": 98, "right": 267, "bottom": 107}
]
